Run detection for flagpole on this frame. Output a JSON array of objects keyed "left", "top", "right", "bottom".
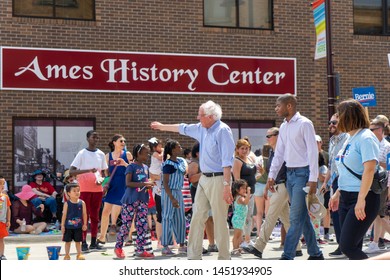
[{"left": 325, "top": 0, "right": 336, "bottom": 119}]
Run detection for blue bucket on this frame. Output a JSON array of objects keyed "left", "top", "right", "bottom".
[
  {"left": 16, "top": 246, "right": 30, "bottom": 260},
  {"left": 46, "top": 246, "right": 61, "bottom": 260}
]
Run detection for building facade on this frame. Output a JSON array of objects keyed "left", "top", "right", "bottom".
[{"left": 1, "top": 0, "right": 390, "bottom": 191}]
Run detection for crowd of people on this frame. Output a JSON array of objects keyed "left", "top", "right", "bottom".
[{"left": 0, "top": 97, "right": 389, "bottom": 261}]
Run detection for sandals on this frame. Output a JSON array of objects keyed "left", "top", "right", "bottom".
[{"left": 230, "top": 249, "right": 242, "bottom": 257}]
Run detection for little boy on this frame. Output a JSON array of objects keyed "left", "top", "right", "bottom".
[
  {"left": 0, "top": 176, "right": 11, "bottom": 260},
  {"left": 61, "top": 183, "right": 87, "bottom": 260}
]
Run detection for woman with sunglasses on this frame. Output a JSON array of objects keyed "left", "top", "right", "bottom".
[
  {"left": 97, "top": 134, "right": 133, "bottom": 245},
  {"left": 329, "top": 99, "right": 380, "bottom": 259}
]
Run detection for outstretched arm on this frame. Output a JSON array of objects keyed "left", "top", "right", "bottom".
[{"left": 150, "top": 122, "right": 180, "bottom": 133}]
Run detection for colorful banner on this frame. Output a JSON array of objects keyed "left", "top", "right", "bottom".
[
  {"left": 312, "top": 0, "right": 326, "bottom": 60},
  {"left": 0, "top": 47, "right": 296, "bottom": 96}
]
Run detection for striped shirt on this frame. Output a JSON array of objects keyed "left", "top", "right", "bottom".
[{"left": 162, "top": 157, "right": 186, "bottom": 190}]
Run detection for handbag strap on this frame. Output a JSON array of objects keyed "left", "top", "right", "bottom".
[
  {"left": 340, "top": 129, "right": 365, "bottom": 181},
  {"left": 341, "top": 160, "right": 362, "bottom": 180}
]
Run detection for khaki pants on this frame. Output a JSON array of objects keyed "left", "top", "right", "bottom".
[
  {"left": 187, "top": 175, "right": 230, "bottom": 260},
  {"left": 254, "top": 183, "right": 301, "bottom": 252}
]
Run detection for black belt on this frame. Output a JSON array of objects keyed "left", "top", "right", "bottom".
[
  {"left": 286, "top": 166, "right": 309, "bottom": 171},
  {"left": 275, "top": 180, "right": 286, "bottom": 184},
  {"left": 203, "top": 172, "right": 224, "bottom": 177}
]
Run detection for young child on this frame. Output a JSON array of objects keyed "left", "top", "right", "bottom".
[
  {"left": 148, "top": 137, "right": 164, "bottom": 247},
  {"left": 231, "top": 179, "right": 251, "bottom": 257},
  {"left": 0, "top": 176, "right": 11, "bottom": 260},
  {"left": 61, "top": 183, "right": 87, "bottom": 260},
  {"left": 62, "top": 169, "right": 76, "bottom": 202},
  {"left": 161, "top": 139, "right": 187, "bottom": 256},
  {"left": 114, "top": 143, "right": 155, "bottom": 259},
  {"left": 147, "top": 188, "right": 158, "bottom": 241}
]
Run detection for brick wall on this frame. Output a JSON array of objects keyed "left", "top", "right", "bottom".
[{"left": 1, "top": 0, "right": 390, "bottom": 183}]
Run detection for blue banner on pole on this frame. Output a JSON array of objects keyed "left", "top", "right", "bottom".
[{"left": 352, "top": 86, "right": 376, "bottom": 107}]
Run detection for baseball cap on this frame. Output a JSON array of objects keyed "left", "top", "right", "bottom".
[{"left": 306, "top": 194, "right": 327, "bottom": 219}]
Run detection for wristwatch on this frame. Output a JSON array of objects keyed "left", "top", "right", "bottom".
[{"left": 223, "top": 181, "right": 231, "bottom": 186}]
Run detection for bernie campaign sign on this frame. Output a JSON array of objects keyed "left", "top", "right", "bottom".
[{"left": 352, "top": 86, "right": 376, "bottom": 107}]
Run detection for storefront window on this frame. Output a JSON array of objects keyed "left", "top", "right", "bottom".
[
  {"left": 225, "top": 120, "right": 275, "bottom": 155},
  {"left": 13, "top": 118, "right": 94, "bottom": 191},
  {"left": 204, "top": 0, "right": 273, "bottom": 29},
  {"left": 13, "top": 0, "right": 95, "bottom": 20},
  {"left": 353, "top": 0, "right": 390, "bottom": 35}
]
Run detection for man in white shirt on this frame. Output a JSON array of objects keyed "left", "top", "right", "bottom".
[
  {"left": 267, "top": 94, "right": 323, "bottom": 260},
  {"left": 364, "top": 118, "right": 390, "bottom": 254}
]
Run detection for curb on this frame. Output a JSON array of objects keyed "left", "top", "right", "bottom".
[{"left": 6, "top": 234, "right": 62, "bottom": 244}]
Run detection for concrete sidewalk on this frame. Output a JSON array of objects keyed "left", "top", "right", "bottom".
[{"left": 4, "top": 229, "right": 389, "bottom": 260}]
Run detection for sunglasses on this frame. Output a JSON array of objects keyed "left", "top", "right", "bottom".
[
  {"left": 266, "top": 134, "right": 277, "bottom": 139},
  {"left": 328, "top": 121, "right": 338, "bottom": 125},
  {"left": 119, "top": 140, "right": 126, "bottom": 143},
  {"left": 370, "top": 127, "right": 381, "bottom": 131}
]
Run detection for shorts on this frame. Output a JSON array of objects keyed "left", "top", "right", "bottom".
[
  {"left": 378, "top": 188, "right": 389, "bottom": 218},
  {"left": 323, "top": 190, "right": 330, "bottom": 209},
  {"left": 62, "top": 228, "right": 83, "bottom": 242},
  {"left": 254, "top": 182, "right": 272, "bottom": 198},
  {"left": 0, "top": 222, "right": 9, "bottom": 238},
  {"left": 148, "top": 206, "right": 157, "bottom": 215}
]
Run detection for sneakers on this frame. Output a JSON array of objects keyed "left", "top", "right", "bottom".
[
  {"left": 242, "top": 245, "right": 262, "bottom": 259},
  {"left": 135, "top": 251, "right": 155, "bottom": 259},
  {"left": 295, "top": 250, "right": 303, "bottom": 257},
  {"left": 202, "top": 247, "right": 209, "bottom": 254},
  {"left": 178, "top": 246, "right": 187, "bottom": 254},
  {"left": 81, "top": 242, "right": 89, "bottom": 252},
  {"left": 378, "top": 238, "right": 386, "bottom": 249},
  {"left": 317, "top": 238, "right": 328, "bottom": 245},
  {"left": 76, "top": 254, "right": 85, "bottom": 260},
  {"left": 162, "top": 246, "right": 176, "bottom": 256},
  {"left": 207, "top": 244, "right": 219, "bottom": 252},
  {"left": 329, "top": 247, "right": 344, "bottom": 257},
  {"left": 89, "top": 243, "right": 105, "bottom": 251},
  {"left": 63, "top": 254, "right": 71, "bottom": 260},
  {"left": 114, "top": 248, "right": 126, "bottom": 259},
  {"left": 240, "top": 240, "right": 254, "bottom": 248},
  {"left": 0, "top": 255, "right": 7, "bottom": 260},
  {"left": 364, "top": 242, "right": 382, "bottom": 254},
  {"left": 308, "top": 254, "right": 325, "bottom": 260},
  {"left": 324, "top": 233, "right": 334, "bottom": 242}
]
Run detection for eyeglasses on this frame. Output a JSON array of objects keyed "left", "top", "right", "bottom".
[
  {"left": 328, "top": 121, "right": 338, "bottom": 125},
  {"left": 370, "top": 127, "right": 381, "bottom": 131},
  {"left": 120, "top": 140, "right": 126, "bottom": 143},
  {"left": 266, "top": 134, "right": 277, "bottom": 139}
]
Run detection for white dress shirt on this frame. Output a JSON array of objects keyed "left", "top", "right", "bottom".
[{"left": 269, "top": 112, "right": 319, "bottom": 182}]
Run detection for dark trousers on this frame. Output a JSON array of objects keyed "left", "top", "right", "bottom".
[
  {"left": 339, "top": 190, "right": 380, "bottom": 260},
  {"left": 330, "top": 178, "right": 341, "bottom": 244}
]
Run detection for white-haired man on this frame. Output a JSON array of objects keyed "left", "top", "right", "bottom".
[{"left": 151, "top": 100, "right": 235, "bottom": 260}]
